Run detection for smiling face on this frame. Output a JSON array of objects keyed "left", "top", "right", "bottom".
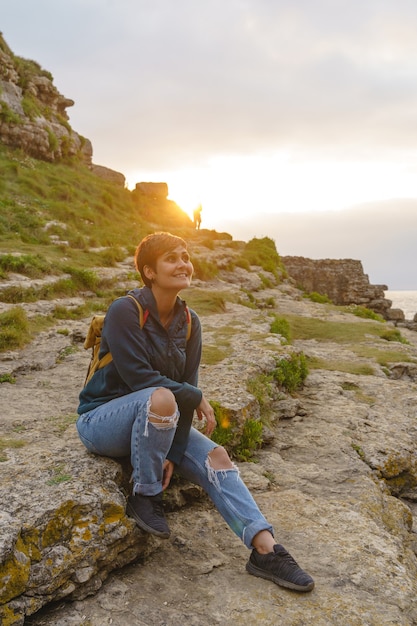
[{"left": 144, "top": 245, "right": 193, "bottom": 293}]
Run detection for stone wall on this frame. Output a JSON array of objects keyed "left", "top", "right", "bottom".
[{"left": 281, "top": 256, "right": 396, "bottom": 318}]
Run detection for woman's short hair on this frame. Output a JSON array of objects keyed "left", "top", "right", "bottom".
[{"left": 135, "top": 231, "right": 187, "bottom": 287}]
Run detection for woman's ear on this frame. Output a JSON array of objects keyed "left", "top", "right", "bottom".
[{"left": 143, "top": 264, "right": 154, "bottom": 282}]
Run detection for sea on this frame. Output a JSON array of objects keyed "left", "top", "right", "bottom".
[{"left": 385, "top": 290, "right": 417, "bottom": 321}]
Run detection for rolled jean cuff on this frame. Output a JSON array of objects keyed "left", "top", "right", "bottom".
[
  {"left": 133, "top": 480, "right": 164, "bottom": 497},
  {"left": 243, "top": 521, "right": 275, "bottom": 550}
]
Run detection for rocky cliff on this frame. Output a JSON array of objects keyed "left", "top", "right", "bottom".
[
  {"left": 281, "top": 256, "right": 402, "bottom": 320},
  {"left": 0, "top": 34, "right": 90, "bottom": 163}
]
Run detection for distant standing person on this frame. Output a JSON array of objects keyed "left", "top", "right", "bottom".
[{"left": 193, "top": 204, "right": 202, "bottom": 230}]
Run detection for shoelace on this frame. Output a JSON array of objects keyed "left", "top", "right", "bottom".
[{"left": 275, "top": 550, "right": 298, "bottom": 566}]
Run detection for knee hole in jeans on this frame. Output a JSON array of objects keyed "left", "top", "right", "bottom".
[
  {"left": 207, "top": 446, "right": 235, "bottom": 470},
  {"left": 205, "top": 447, "right": 239, "bottom": 490},
  {"left": 147, "top": 388, "right": 179, "bottom": 431}
]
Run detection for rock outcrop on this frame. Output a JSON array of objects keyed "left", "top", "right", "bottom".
[
  {"left": 134, "top": 182, "right": 169, "bottom": 198},
  {"left": 0, "top": 34, "right": 125, "bottom": 187},
  {"left": 90, "top": 164, "right": 126, "bottom": 187},
  {"left": 282, "top": 256, "right": 393, "bottom": 318},
  {"left": 0, "top": 34, "right": 90, "bottom": 163},
  {"left": 1, "top": 252, "right": 417, "bottom": 625}
]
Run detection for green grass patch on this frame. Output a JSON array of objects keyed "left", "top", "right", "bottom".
[
  {"left": 191, "top": 256, "right": 219, "bottom": 281},
  {"left": 380, "top": 329, "right": 409, "bottom": 344},
  {"left": 351, "top": 443, "right": 365, "bottom": 460},
  {"left": 307, "top": 356, "right": 375, "bottom": 376},
  {"left": 0, "top": 252, "right": 51, "bottom": 278},
  {"left": 201, "top": 344, "right": 229, "bottom": 365},
  {"left": 46, "top": 413, "right": 78, "bottom": 434},
  {"left": 341, "top": 382, "right": 376, "bottom": 404},
  {"left": 0, "top": 436, "right": 25, "bottom": 462},
  {"left": 353, "top": 345, "right": 414, "bottom": 368},
  {"left": 347, "top": 305, "right": 385, "bottom": 321},
  {"left": 0, "top": 270, "right": 119, "bottom": 304},
  {"left": 0, "top": 306, "right": 30, "bottom": 351},
  {"left": 285, "top": 314, "right": 403, "bottom": 346},
  {"left": 304, "top": 291, "right": 332, "bottom": 304},
  {"left": 182, "top": 288, "right": 229, "bottom": 315},
  {"left": 46, "top": 464, "right": 72, "bottom": 485},
  {"left": 56, "top": 345, "right": 78, "bottom": 362},
  {"left": 0, "top": 373, "right": 16, "bottom": 384}
]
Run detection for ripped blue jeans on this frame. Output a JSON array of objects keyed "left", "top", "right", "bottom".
[{"left": 76, "top": 388, "right": 273, "bottom": 549}]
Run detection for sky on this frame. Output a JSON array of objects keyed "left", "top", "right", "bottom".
[{"left": 2, "top": 0, "right": 417, "bottom": 289}]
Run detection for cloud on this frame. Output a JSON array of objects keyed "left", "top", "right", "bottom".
[{"left": 5, "top": 0, "right": 417, "bottom": 169}]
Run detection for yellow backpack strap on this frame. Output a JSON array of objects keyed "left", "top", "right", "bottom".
[
  {"left": 98, "top": 352, "right": 113, "bottom": 369},
  {"left": 126, "top": 294, "right": 146, "bottom": 327}
]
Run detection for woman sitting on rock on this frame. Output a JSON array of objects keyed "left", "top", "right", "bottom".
[{"left": 76, "top": 231, "right": 314, "bottom": 593}]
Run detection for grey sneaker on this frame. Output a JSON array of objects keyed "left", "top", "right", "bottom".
[
  {"left": 246, "top": 544, "right": 314, "bottom": 592},
  {"left": 126, "top": 493, "right": 170, "bottom": 539}
]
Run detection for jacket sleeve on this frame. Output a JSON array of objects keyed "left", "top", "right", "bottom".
[{"left": 167, "top": 309, "right": 202, "bottom": 464}]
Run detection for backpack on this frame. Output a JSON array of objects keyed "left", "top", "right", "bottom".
[{"left": 83, "top": 294, "right": 192, "bottom": 386}]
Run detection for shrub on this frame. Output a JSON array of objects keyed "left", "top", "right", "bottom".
[
  {"left": 270, "top": 315, "right": 291, "bottom": 342},
  {"left": 235, "top": 419, "right": 263, "bottom": 461},
  {"left": 210, "top": 401, "right": 263, "bottom": 461},
  {"left": 210, "top": 401, "right": 234, "bottom": 447},
  {"left": 272, "top": 352, "right": 308, "bottom": 393},
  {"left": 0, "top": 373, "right": 16, "bottom": 384},
  {"left": 240, "top": 236, "right": 282, "bottom": 277}
]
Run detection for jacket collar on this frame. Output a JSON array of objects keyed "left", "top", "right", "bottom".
[{"left": 129, "top": 286, "right": 186, "bottom": 321}]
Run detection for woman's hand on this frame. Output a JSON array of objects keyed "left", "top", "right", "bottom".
[
  {"left": 162, "top": 459, "right": 175, "bottom": 491},
  {"left": 196, "top": 395, "right": 217, "bottom": 437}
]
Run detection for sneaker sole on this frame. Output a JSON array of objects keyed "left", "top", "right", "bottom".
[
  {"left": 246, "top": 561, "right": 314, "bottom": 592},
  {"left": 126, "top": 502, "right": 171, "bottom": 539}
]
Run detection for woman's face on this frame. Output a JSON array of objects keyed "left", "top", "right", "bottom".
[{"left": 147, "top": 245, "right": 193, "bottom": 292}]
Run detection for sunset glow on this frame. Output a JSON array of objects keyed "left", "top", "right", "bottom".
[{"left": 126, "top": 153, "right": 417, "bottom": 231}]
